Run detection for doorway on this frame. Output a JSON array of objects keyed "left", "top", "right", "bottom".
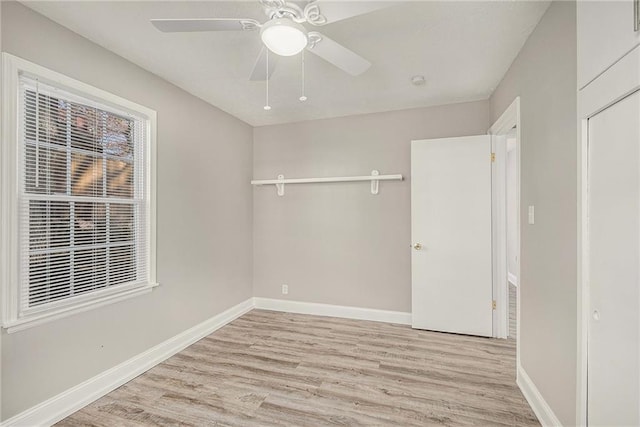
[
  {"left": 506, "top": 128, "right": 518, "bottom": 339},
  {"left": 489, "top": 97, "right": 521, "bottom": 355},
  {"left": 409, "top": 98, "right": 521, "bottom": 344}
]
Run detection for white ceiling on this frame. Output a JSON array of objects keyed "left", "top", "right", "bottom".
[{"left": 22, "top": 1, "right": 550, "bottom": 127}]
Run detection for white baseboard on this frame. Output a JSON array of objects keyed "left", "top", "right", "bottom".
[
  {"left": 2, "top": 297, "right": 411, "bottom": 426},
  {"left": 253, "top": 297, "right": 412, "bottom": 325},
  {"left": 517, "top": 365, "right": 562, "bottom": 426},
  {"left": 508, "top": 272, "right": 519, "bottom": 286},
  {"left": 1, "top": 298, "right": 254, "bottom": 427}
]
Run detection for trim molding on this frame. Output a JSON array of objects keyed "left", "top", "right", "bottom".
[
  {"left": 5, "top": 284, "right": 159, "bottom": 334},
  {"left": 579, "top": 44, "right": 640, "bottom": 119},
  {"left": 0, "top": 298, "right": 254, "bottom": 427},
  {"left": 508, "top": 272, "right": 518, "bottom": 287},
  {"left": 488, "top": 96, "right": 521, "bottom": 341},
  {"left": 517, "top": 365, "right": 563, "bottom": 427},
  {"left": 253, "top": 297, "right": 412, "bottom": 325},
  {"left": 1, "top": 53, "right": 159, "bottom": 332},
  {"left": 1, "top": 298, "right": 412, "bottom": 426}
]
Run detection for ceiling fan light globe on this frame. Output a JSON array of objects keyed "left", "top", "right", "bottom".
[{"left": 260, "top": 18, "right": 307, "bottom": 57}]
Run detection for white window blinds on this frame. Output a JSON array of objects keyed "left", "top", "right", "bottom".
[{"left": 18, "top": 75, "right": 149, "bottom": 315}]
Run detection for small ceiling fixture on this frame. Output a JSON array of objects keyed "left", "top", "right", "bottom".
[
  {"left": 411, "top": 75, "right": 426, "bottom": 86},
  {"left": 260, "top": 18, "right": 308, "bottom": 57}
]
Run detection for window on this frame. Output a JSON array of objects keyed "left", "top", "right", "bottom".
[{"left": 1, "top": 54, "right": 157, "bottom": 332}]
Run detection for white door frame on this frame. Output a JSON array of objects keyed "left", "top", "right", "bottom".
[{"left": 488, "top": 98, "right": 521, "bottom": 348}]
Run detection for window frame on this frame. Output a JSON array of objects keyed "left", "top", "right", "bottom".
[{"left": 1, "top": 53, "right": 158, "bottom": 333}]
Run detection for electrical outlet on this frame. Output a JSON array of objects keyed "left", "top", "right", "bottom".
[{"left": 281, "top": 284, "right": 288, "bottom": 295}]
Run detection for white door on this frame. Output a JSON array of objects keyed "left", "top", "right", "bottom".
[
  {"left": 587, "top": 91, "right": 640, "bottom": 426},
  {"left": 411, "top": 136, "right": 493, "bottom": 337}
]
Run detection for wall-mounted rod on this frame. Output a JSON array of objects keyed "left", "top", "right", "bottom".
[
  {"left": 251, "top": 174, "right": 402, "bottom": 185},
  {"left": 251, "top": 170, "right": 403, "bottom": 196}
]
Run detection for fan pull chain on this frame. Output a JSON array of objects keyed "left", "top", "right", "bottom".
[
  {"left": 264, "top": 49, "right": 271, "bottom": 111},
  {"left": 300, "top": 50, "right": 307, "bottom": 102}
]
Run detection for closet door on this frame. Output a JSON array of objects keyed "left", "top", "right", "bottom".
[{"left": 588, "top": 90, "right": 640, "bottom": 426}]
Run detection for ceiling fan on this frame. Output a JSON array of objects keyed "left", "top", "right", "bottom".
[{"left": 151, "top": 0, "right": 393, "bottom": 81}]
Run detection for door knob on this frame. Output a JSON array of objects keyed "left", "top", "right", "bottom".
[
  {"left": 413, "top": 243, "right": 423, "bottom": 250},
  {"left": 592, "top": 310, "right": 600, "bottom": 321}
]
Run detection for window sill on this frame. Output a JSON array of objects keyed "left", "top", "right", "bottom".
[{"left": 2, "top": 282, "right": 160, "bottom": 333}]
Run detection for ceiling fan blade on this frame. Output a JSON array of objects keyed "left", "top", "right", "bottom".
[
  {"left": 249, "top": 47, "right": 279, "bottom": 81},
  {"left": 306, "top": 32, "right": 371, "bottom": 76},
  {"left": 151, "top": 18, "right": 260, "bottom": 33},
  {"left": 303, "top": 1, "right": 396, "bottom": 26}
]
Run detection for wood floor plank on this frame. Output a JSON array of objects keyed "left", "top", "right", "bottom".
[
  {"left": 57, "top": 302, "right": 537, "bottom": 426},
  {"left": 317, "top": 377, "right": 533, "bottom": 425}
]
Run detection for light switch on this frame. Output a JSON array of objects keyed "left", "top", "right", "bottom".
[{"left": 528, "top": 205, "right": 535, "bottom": 225}]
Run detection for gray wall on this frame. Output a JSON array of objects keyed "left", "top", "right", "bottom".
[
  {"left": 253, "top": 101, "right": 489, "bottom": 312},
  {"left": 490, "top": 1, "right": 577, "bottom": 425},
  {"left": 0, "top": 0, "right": 579, "bottom": 423},
  {"left": 1, "top": 2, "right": 253, "bottom": 420}
]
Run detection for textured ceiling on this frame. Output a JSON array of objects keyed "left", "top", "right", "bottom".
[{"left": 22, "top": 1, "right": 550, "bottom": 126}]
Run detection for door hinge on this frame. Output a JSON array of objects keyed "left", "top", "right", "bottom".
[
  {"left": 492, "top": 300, "right": 497, "bottom": 310},
  {"left": 491, "top": 153, "right": 496, "bottom": 162}
]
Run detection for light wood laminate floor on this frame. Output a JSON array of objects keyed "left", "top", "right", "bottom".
[{"left": 58, "top": 309, "right": 537, "bottom": 426}]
